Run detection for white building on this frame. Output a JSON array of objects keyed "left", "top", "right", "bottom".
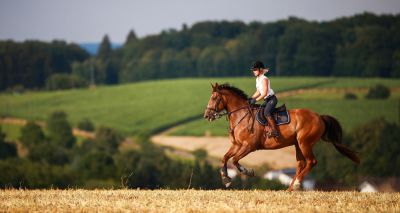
[{"left": 359, "top": 181, "right": 378, "bottom": 192}]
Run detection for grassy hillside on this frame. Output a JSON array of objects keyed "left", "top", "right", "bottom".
[
  {"left": 1, "top": 190, "right": 399, "bottom": 212},
  {"left": 0, "top": 77, "right": 399, "bottom": 136},
  {"left": 171, "top": 97, "right": 400, "bottom": 136},
  {"left": 0, "top": 77, "right": 332, "bottom": 135}
]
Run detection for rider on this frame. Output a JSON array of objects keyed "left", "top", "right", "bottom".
[{"left": 248, "top": 61, "right": 279, "bottom": 138}]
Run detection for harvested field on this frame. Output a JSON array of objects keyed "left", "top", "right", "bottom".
[{"left": 1, "top": 189, "right": 399, "bottom": 212}]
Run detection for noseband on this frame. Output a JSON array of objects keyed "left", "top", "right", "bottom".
[
  {"left": 206, "top": 90, "right": 256, "bottom": 137},
  {"left": 206, "top": 91, "right": 250, "bottom": 118},
  {"left": 206, "top": 91, "right": 227, "bottom": 118}
]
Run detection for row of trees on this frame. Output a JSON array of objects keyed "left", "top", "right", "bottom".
[
  {"left": 1, "top": 13, "right": 399, "bottom": 91},
  {"left": 0, "top": 111, "right": 283, "bottom": 189},
  {"left": 109, "top": 13, "right": 400, "bottom": 83},
  {"left": 0, "top": 40, "right": 89, "bottom": 91}
]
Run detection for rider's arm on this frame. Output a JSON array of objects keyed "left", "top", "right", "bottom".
[
  {"left": 252, "top": 90, "right": 260, "bottom": 99},
  {"left": 256, "top": 78, "right": 268, "bottom": 101}
]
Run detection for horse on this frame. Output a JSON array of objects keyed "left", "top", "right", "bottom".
[{"left": 203, "top": 83, "right": 360, "bottom": 191}]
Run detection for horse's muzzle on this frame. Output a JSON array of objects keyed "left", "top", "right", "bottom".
[{"left": 203, "top": 110, "right": 216, "bottom": 122}]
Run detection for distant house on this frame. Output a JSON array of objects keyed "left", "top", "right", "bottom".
[
  {"left": 359, "top": 181, "right": 378, "bottom": 192},
  {"left": 263, "top": 168, "right": 315, "bottom": 190},
  {"left": 227, "top": 168, "right": 238, "bottom": 178},
  {"left": 359, "top": 178, "right": 400, "bottom": 192}
]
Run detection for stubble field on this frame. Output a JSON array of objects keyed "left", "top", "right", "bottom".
[{"left": 1, "top": 189, "right": 399, "bottom": 212}]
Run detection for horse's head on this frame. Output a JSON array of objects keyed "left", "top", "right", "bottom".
[{"left": 204, "top": 83, "right": 226, "bottom": 121}]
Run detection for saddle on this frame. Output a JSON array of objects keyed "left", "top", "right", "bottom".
[{"left": 255, "top": 104, "right": 291, "bottom": 126}]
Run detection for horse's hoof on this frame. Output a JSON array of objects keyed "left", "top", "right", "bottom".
[
  {"left": 221, "top": 176, "right": 232, "bottom": 188},
  {"left": 242, "top": 168, "right": 255, "bottom": 177},
  {"left": 246, "top": 168, "right": 255, "bottom": 177},
  {"left": 292, "top": 179, "right": 301, "bottom": 191}
]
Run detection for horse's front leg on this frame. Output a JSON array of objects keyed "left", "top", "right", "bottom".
[
  {"left": 232, "top": 143, "right": 255, "bottom": 177},
  {"left": 221, "top": 143, "right": 240, "bottom": 187}
]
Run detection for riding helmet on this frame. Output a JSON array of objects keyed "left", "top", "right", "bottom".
[{"left": 251, "top": 61, "right": 265, "bottom": 70}]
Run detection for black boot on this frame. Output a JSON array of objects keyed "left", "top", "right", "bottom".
[{"left": 266, "top": 116, "right": 279, "bottom": 138}]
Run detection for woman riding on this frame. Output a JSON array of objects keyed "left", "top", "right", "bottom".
[{"left": 248, "top": 61, "right": 279, "bottom": 138}]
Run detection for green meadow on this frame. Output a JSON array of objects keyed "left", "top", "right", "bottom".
[
  {"left": 0, "top": 124, "right": 21, "bottom": 141},
  {"left": 0, "top": 77, "right": 399, "bottom": 137},
  {"left": 171, "top": 98, "right": 400, "bottom": 136}
]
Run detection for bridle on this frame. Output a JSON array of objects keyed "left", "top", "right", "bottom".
[
  {"left": 206, "top": 91, "right": 228, "bottom": 119},
  {"left": 206, "top": 91, "right": 255, "bottom": 135}
]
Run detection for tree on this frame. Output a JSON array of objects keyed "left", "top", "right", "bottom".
[
  {"left": 77, "top": 118, "right": 95, "bottom": 132},
  {"left": 78, "top": 151, "right": 117, "bottom": 179},
  {"left": 392, "top": 50, "right": 400, "bottom": 77},
  {"left": 352, "top": 118, "right": 400, "bottom": 177},
  {"left": 192, "top": 149, "right": 207, "bottom": 161},
  {"left": 334, "top": 26, "right": 393, "bottom": 77},
  {"left": 95, "top": 127, "right": 122, "bottom": 154},
  {"left": 104, "top": 60, "right": 119, "bottom": 84},
  {"left": 19, "top": 121, "right": 45, "bottom": 150},
  {"left": 124, "top": 30, "right": 138, "bottom": 45},
  {"left": 0, "top": 40, "right": 89, "bottom": 91},
  {"left": 365, "top": 84, "right": 391, "bottom": 99},
  {"left": 46, "top": 73, "right": 87, "bottom": 90},
  {"left": 197, "top": 46, "right": 230, "bottom": 76},
  {"left": 312, "top": 118, "right": 400, "bottom": 185},
  {"left": 159, "top": 49, "right": 177, "bottom": 78},
  {"left": 97, "top": 35, "right": 112, "bottom": 60},
  {"left": 28, "top": 143, "right": 70, "bottom": 165},
  {"left": 47, "top": 111, "right": 76, "bottom": 149}
]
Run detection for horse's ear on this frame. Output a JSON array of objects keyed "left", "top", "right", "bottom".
[
  {"left": 211, "top": 83, "right": 216, "bottom": 91},
  {"left": 215, "top": 83, "right": 219, "bottom": 91}
]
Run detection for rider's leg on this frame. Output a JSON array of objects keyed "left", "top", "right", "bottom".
[{"left": 264, "top": 96, "right": 279, "bottom": 138}]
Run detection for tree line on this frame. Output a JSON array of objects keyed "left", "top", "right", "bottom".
[
  {"left": 0, "top": 40, "right": 89, "bottom": 91},
  {"left": 1, "top": 12, "right": 399, "bottom": 91},
  {"left": 2, "top": 113, "right": 398, "bottom": 189}
]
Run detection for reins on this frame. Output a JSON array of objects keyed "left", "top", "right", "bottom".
[{"left": 207, "top": 91, "right": 256, "bottom": 141}]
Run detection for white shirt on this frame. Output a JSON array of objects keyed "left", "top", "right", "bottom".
[{"left": 256, "top": 75, "right": 274, "bottom": 98}]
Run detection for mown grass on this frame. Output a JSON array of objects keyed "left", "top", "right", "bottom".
[
  {"left": 0, "top": 77, "right": 398, "bottom": 136},
  {"left": 0, "top": 189, "right": 399, "bottom": 212}
]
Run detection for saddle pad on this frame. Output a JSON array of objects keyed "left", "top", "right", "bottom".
[{"left": 256, "top": 108, "right": 291, "bottom": 126}]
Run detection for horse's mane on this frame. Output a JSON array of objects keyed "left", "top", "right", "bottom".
[{"left": 218, "top": 83, "right": 249, "bottom": 100}]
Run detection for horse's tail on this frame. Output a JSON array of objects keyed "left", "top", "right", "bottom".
[{"left": 321, "top": 115, "right": 360, "bottom": 164}]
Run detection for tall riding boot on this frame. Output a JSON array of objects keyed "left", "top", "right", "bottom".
[{"left": 266, "top": 116, "right": 279, "bottom": 138}]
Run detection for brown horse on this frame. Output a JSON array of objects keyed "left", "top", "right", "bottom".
[{"left": 203, "top": 83, "right": 360, "bottom": 191}]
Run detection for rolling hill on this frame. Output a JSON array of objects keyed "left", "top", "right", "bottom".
[{"left": 1, "top": 77, "right": 399, "bottom": 136}]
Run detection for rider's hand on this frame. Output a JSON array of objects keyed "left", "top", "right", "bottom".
[{"left": 248, "top": 98, "right": 256, "bottom": 105}]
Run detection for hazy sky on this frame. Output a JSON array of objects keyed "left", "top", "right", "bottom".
[{"left": 1, "top": 0, "right": 399, "bottom": 43}]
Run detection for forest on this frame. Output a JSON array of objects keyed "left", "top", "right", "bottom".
[{"left": 1, "top": 12, "right": 399, "bottom": 91}]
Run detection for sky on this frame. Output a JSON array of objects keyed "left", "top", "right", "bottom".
[{"left": 0, "top": 0, "right": 399, "bottom": 43}]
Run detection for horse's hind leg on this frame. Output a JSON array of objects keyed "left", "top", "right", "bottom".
[
  {"left": 289, "top": 143, "right": 306, "bottom": 191},
  {"left": 232, "top": 143, "right": 255, "bottom": 177},
  {"left": 292, "top": 139, "right": 318, "bottom": 191}
]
